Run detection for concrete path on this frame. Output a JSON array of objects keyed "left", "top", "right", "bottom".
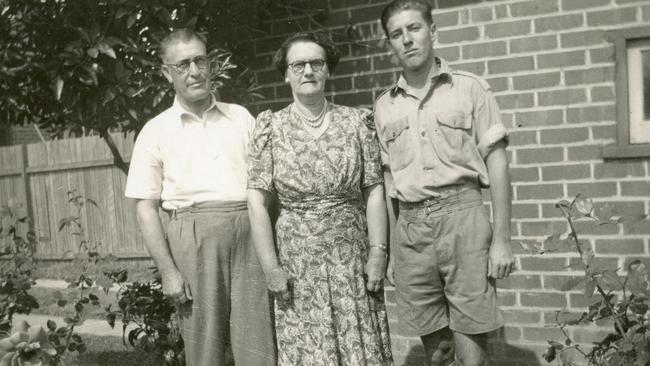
[{"left": 13, "top": 312, "right": 137, "bottom": 337}]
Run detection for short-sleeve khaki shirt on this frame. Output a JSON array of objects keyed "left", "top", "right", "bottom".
[{"left": 374, "top": 57, "right": 508, "bottom": 202}]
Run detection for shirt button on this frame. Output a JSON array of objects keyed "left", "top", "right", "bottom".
[{"left": 421, "top": 131, "right": 426, "bottom": 137}]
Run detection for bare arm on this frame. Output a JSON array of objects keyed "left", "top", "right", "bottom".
[
  {"left": 247, "top": 188, "right": 289, "bottom": 298},
  {"left": 135, "top": 199, "right": 191, "bottom": 302},
  {"left": 485, "top": 140, "right": 515, "bottom": 279},
  {"left": 363, "top": 183, "right": 389, "bottom": 292},
  {"left": 383, "top": 168, "right": 399, "bottom": 284}
]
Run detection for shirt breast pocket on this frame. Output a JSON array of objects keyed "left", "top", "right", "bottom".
[
  {"left": 382, "top": 117, "right": 414, "bottom": 171},
  {"left": 436, "top": 110, "right": 472, "bottom": 161}
]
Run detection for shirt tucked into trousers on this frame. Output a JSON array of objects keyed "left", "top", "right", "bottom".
[{"left": 166, "top": 201, "right": 275, "bottom": 366}]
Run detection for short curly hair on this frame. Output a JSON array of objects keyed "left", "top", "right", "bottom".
[
  {"left": 380, "top": 0, "right": 434, "bottom": 37},
  {"left": 158, "top": 28, "right": 207, "bottom": 61},
  {"left": 272, "top": 31, "right": 340, "bottom": 76}
]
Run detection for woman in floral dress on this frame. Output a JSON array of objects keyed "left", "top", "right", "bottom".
[{"left": 247, "top": 31, "right": 393, "bottom": 365}]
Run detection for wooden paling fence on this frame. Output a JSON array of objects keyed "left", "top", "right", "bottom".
[{"left": 0, "top": 133, "right": 150, "bottom": 259}]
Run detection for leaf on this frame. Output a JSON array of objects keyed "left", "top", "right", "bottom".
[
  {"left": 53, "top": 77, "right": 64, "bottom": 101},
  {"left": 57, "top": 216, "right": 77, "bottom": 232},
  {"left": 574, "top": 197, "right": 594, "bottom": 216},
  {"left": 106, "top": 313, "right": 116, "bottom": 329},
  {"left": 86, "top": 47, "right": 99, "bottom": 58},
  {"left": 559, "top": 347, "right": 588, "bottom": 366},
  {"left": 560, "top": 277, "right": 585, "bottom": 291},
  {"left": 584, "top": 279, "right": 596, "bottom": 298},
  {"left": 126, "top": 13, "right": 137, "bottom": 29},
  {"left": 46, "top": 320, "right": 57, "bottom": 332},
  {"left": 57, "top": 299, "right": 68, "bottom": 307},
  {"left": 85, "top": 198, "right": 98, "bottom": 207},
  {"left": 97, "top": 43, "right": 116, "bottom": 59}
]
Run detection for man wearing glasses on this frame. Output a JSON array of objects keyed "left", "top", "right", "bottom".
[{"left": 125, "top": 28, "right": 275, "bottom": 366}]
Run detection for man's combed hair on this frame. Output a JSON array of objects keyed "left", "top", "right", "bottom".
[
  {"left": 158, "top": 28, "right": 207, "bottom": 60},
  {"left": 380, "top": 0, "right": 434, "bottom": 36},
  {"left": 272, "top": 31, "right": 340, "bottom": 75}
]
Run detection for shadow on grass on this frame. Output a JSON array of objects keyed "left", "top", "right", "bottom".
[{"left": 63, "top": 335, "right": 158, "bottom": 366}]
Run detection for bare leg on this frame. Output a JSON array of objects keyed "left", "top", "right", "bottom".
[
  {"left": 421, "top": 327, "right": 454, "bottom": 366},
  {"left": 453, "top": 332, "right": 489, "bottom": 366}
]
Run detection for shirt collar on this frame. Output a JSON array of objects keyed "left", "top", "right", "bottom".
[
  {"left": 391, "top": 57, "right": 453, "bottom": 96},
  {"left": 171, "top": 95, "right": 234, "bottom": 125}
]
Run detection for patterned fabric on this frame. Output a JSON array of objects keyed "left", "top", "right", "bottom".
[{"left": 249, "top": 104, "right": 393, "bottom": 365}]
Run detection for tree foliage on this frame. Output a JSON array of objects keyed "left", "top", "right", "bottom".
[{"left": 0, "top": 0, "right": 266, "bottom": 172}]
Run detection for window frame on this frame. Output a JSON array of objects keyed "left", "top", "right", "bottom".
[{"left": 602, "top": 26, "right": 650, "bottom": 159}]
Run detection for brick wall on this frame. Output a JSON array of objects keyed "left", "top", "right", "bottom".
[{"left": 249, "top": 0, "right": 650, "bottom": 364}]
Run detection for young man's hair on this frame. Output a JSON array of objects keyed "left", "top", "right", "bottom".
[
  {"left": 380, "top": 0, "right": 434, "bottom": 36},
  {"left": 158, "top": 28, "right": 207, "bottom": 60},
  {"left": 272, "top": 31, "right": 340, "bottom": 75}
]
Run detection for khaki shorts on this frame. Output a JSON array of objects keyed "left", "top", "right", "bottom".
[{"left": 394, "top": 189, "right": 504, "bottom": 336}]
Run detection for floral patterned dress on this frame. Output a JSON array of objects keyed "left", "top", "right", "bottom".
[{"left": 248, "top": 104, "right": 393, "bottom": 366}]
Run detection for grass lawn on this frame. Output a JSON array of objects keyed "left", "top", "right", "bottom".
[
  {"left": 28, "top": 286, "right": 119, "bottom": 320},
  {"left": 61, "top": 335, "right": 159, "bottom": 366}
]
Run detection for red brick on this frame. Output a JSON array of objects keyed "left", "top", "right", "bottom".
[
  {"left": 538, "top": 50, "right": 585, "bottom": 68},
  {"left": 256, "top": 86, "right": 275, "bottom": 100},
  {"left": 543, "top": 275, "right": 586, "bottom": 291},
  {"left": 276, "top": 84, "right": 291, "bottom": 99},
  {"left": 509, "top": 35, "right": 558, "bottom": 53},
  {"left": 567, "top": 182, "right": 617, "bottom": 198},
  {"left": 349, "top": 4, "right": 388, "bottom": 23},
  {"left": 270, "top": 17, "right": 311, "bottom": 35},
  {"left": 516, "top": 183, "right": 565, "bottom": 200},
  {"left": 562, "top": 0, "right": 610, "bottom": 11},
  {"left": 496, "top": 93, "right": 535, "bottom": 110},
  {"left": 329, "top": 0, "right": 371, "bottom": 9},
  {"left": 565, "top": 67, "right": 614, "bottom": 86},
  {"left": 542, "top": 163, "right": 591, "bottom": 181},
  {"left": 516, "top": 147, "right": 564, "bottom": 165},
  {"left": 332, "top": 91, "right": 373, "bottom": 106},
  {"left": 572, "top": 220, "right": 621, "bottom": 235},
  {"left": 471, "top": 7, "right": 493, "bottom": 22},
  {"left": 497, "top": 274, "right": 542, "bottom": 290},
  {"left": 438, "top": 26, "right": 480, "bottom": 44},
  {"left": 572, "top": 328, "right": 614, "bottom": 344},
  {"left": 451, "top": 61, "right": 485, "bottom": 75},
  {"left": 513, "top": 203, "right": 540, "bottom": 218},
  {"left": 495, "top": 4, "right": 508, "bottom": 18},
  {"left": 354, "top": 72, "right": 395, "bottom": 90},
  {"left": 541, "top": 203, "right": 567, "bottom": 218},
  {"left": 561, "top": 29, "right": 607, "bottom": 48},
  {"left": 587, "top": 7, "right": 638, "bottom": 26},
  {"left": 592, "top": 125, "right": 616, "bottom": 140},
  {"left": 534, "top": 14, "right": 584, "bottom": 32},
  {"left": 502, "top": 309, "right": 542, "bottom": 324},
  {"left": 255, "top": 35, "right": 287, "bottom": 54},
  {"left": 538, "top": 89, "right": 588, "bottom": 107},
  {"left": 520, "top": 257, "right": 567, "bottom": 271},
  {"left": 595, "top": 238, "right": 645, "bottom": 255},
  {"left": 436, "top": 45, "right": 461, "bottom": 62},
  {"left": 335, "top": 58, "right": 371, "bottom": 76},
  {"left": 510, "top": 0, "right": 559, "bottom": 17},
  {"left": 438, "top": 0, "right": 482, "bottom": 8},
  {"left": 567, "top": 145, "right": 602, "bottom": 161},
  {"left": 624, "top": 220, "right": 650, "bottom": 235},
  {"left": 570, "top": 293, "right": 604, "bottom": 308},
  {"left": 621, "top": 181, "right": 650, "bottom": 196},
  {"left": 616, "top": 0, "right": 649, "bottom": 4},
  {"left": 522, "top": 326, "right": 566, "bottom": 342},
  {"left": 515, "top": 109, "right": 564, "bottom": 127},
  {"left": 520, "top": 220, "right": 567, "bottom": 236},
  {"left": 257, "top": 69, "right": 280, "bottom": 84},
  {"left": 462, "top": 41, "right": 507, "bottom": 59},
  {"left": 566, "top": 105, "right": 616, "bottom": 123},
  {"left": 488, "top": 56, "right": 535, "bottom": 75},
  {"left": 510, "top": 166, "right": 540, "bottom": 182},
  {"left": 509, "top": 130, "right": 538, "bottom": 146},
  {"left": 325, "top": 77, "right": 353, "bottom": 93},
  {"left": 499, "top": 326, "right": 522, "bottom": 342},
  {"left": 593, "top": 161, "right": 646, "bottom": 179},
  {"left": 485, "top": 77, "right": 508, "bottom": 92},
  {"left": 432, "top": 10, "right": 460, "bottom": 28},
  {"left": 485, "top": 20, "right": 532, "bottom": 39},
  {"left": 513, "top": 72, "right": 561, "bottom": 90},
  {"left": 498, "top": 291, "right": 517, "bottom": 306},
  {"left": 590, "top": 46, "right": 615, "bottom": 63},
  {"left": 591, "top": 86, "right": 614, "bottom": 102},
  {"left": 372, "top": 53, "right": 398, "bottom": 70},
  {"left": 541, "top": 127, "right": 590, "bottom": 144},
  {"left": 520, "top": 292, "right": 567, "bottom": 307}
]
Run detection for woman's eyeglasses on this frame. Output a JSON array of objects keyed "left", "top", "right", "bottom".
[
  {"left": 165, "top": 55, "right": 209, "bottom": 74},
  {"left": 288, "top": 59, "right": 326, "bottom": 74}
]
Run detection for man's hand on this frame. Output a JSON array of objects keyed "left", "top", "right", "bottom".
[
  {"left": 161, "top": 270, "right": 192, "bottom": 304},
  {"left": 365, "top": 248, "right": 388, "bottom": 292},
  {"left": 488, "top": 239, "right": 516, "bottom": 279},
  {"left": 385, "top": 255, "right": 395, "bottom": 285},
  {"left": 266, "top": 267, "right": 291, "bottom": 302}
]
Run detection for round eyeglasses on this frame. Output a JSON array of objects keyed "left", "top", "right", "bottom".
[
  {"left": 164, "top": 55, "right": 209, "bottom": 74},
  {"left": 288, "top": 59, "right": 326, "bottom": 74}
]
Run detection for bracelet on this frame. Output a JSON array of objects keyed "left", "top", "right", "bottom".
[{"left": 369, "top": 244, "right": 388, "bottom": 252}]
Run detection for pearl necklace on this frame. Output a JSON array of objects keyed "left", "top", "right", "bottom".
[{"left": 292, "top": 100, "right": 328, "bottom": 128}]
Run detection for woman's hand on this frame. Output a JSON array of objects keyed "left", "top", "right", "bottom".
[
  {"left": 266, "top": 267, "right": 291, "bottom": 301},
  {"left": 365, "top": 247, "right": 387, "bottom": 292}
]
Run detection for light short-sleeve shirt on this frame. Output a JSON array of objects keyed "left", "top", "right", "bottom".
[
  {"left": 374, "top": 57, "right": 508, "bottom": 202},
  {"left": 125, "top": 96, "right": 255, "bottom": 210}
]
